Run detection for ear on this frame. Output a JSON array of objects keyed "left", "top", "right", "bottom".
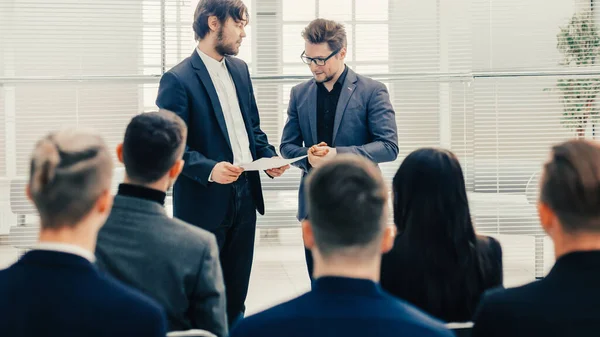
[
  {"left": 25, "top": 184, "right": 32, "bottom": 202},
  {"left": 302, "top": 220, "right": 315, "bottom": 250},
  {"left": 381, "top": 225, "right": 396, "bottom": 254},
  {"left": 538, "top": 202, "right": 557, "bottom": 236},
  {"left": 338, "top": 47, "right": 347, "bottom": 60},
  {"left": 116, "top": 143, "right": 124, "bottom": 164},
  {"left": 208, "top": 15, "right": 220, "bottom": 33},
  {"left": 96, "top": 189, "right": 113, "bottom": 215},
  {"left": 169, "top": 159, "right": 184, "bottom": 180}
]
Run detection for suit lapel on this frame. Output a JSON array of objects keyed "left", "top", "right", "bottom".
[
  {"left": 332, "top": 69, "right": 358, "bottom": 145},
  {"left": 224, "top": 57, "right": 257, "bottom": 157},
  {"left": 190, "top": 51, "right": 232, "bottom": 151}
]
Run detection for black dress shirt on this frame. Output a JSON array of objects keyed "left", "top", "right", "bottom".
[{"left": 316, "top": 65, "right": 349, "bottom": 146}]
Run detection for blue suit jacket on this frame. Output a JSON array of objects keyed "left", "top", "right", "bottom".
[
  {"left": 156, "top": 50, "right": 277, "bottom": 229},
  {"left": 0, "top": 250, "right": 166, "bottom": 337},
  {"left": 280, "top": 68, "right": 399, "bottom": 220},
  {"left": 230, "top": 277, "right": 454, "bottom": 337}
]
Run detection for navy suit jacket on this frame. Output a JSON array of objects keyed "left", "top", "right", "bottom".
[
  {"left": 473, "top": 251, "right": 600, "bottom": 337},
  {"left": 230, "top": 277, "right": 453, "bottom": 337},
  {"left": 280, "top": 68, "right": 399, "bottom": 220},
  {"left": 156, "top": 50, "right": 277, "bottom": 229},
  {"left": 0, "top": 250, "right": 166, "bottom": 337}
]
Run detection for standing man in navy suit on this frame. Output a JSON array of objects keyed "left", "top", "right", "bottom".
[
  {"left": 280, "top": 19, "right": 398, "bottom": 278},
  {"left": 156, "top": 0, "right": 289, "bottom": 326}
]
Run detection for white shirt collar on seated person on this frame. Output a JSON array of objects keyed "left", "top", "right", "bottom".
[{"left": 33, "top": 242, "right": 96, "bottom": 263}]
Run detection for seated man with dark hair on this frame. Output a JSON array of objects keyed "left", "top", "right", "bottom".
[
  {"left": 230, "top": 155, "right": 453, "bottom": 337},
  {"left": 95, "top": 110, "right": 227, "bottom": 336},
  {"left": 473, "top": 139, "right": 600, "bottom": 337}
]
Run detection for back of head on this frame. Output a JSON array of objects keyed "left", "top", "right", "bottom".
[
  {"left": 540, "top": 139, "right": 600, "bottom": 233},
  {"left": 393, "top": 148, "right": 476, "bottom": 252},
  {"left": 389, "top": 148, "right": 481, "bottom": 319},
  {"left": 29, "top": 129, "right": 113, "bottom": 229},
  {"left": 305, "top": 155, "right": 388, "bottom": 258},
  {"left": 302, "top": 18, "right": 347, "bottom": 51},
  {"left": 122, "top": 110, "right": 187, "bottom": 184}
]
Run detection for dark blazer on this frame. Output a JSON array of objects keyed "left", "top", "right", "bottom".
[
  {"left": 280, "top": 68, "right": 398, "bottom": 220},
  {"left": 156, "top": 50, "right": 277, "bottom": 229},
  {"left": 0, "top": 250, "right": 166, "bottom": 337},
  {"left": 96, "top": 194, "right": 227, "bottom": 336},
  {"left": 473, "top": 250, "right": 600, "bottom": 337},
  {"left": 230, "top": 277, "right": 453, "bottom": 337},
  {"left": 381, "top": 235, "right": 503, "bottom": 322}
]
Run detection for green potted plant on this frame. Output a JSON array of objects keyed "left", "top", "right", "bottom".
[{"left": 547, "top": 12, "right": 600, "bottom": 138}]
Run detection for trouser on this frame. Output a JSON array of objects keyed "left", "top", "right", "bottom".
[{"left": 211, "top": 173, "right": 256, "bottom": 327}]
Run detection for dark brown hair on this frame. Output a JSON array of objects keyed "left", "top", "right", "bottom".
[
  {"left": 193, "top": 0, "right": 248, "bottom": 40},
  {"left": 305, "top": 155, "right": 388, "bottom": 257},
  {"left": 122, "top": 110, "right": 187, "bottom": 184},
  {"left": 540, "top": 139, "right": 600, "bottom": 232},
  {"left": 302, "top": 18, "right": 347, "bottom": 52}
]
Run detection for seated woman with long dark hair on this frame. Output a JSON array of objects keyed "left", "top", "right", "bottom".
[{"left": 380, "top": 148, "right": 503, "bottom": 323}]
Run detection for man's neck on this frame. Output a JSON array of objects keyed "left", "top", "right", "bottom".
[
  {"left": 554, "top": 233, "right": 600, "bottom": 259},
  {"left": 123, "top": 176, "right": 168, "bottom": 193},
  {"left": 198, "top": 40, "right": 224, "bottom": 62},
  {"left": 38, "top": 227, "right": 97, "bottom": 255},
  {"left": 323, "top": 64, "right": 346, "bottom": 92},
  {"left": 312, "top": 253, "right": 381, "bottom": 282}
]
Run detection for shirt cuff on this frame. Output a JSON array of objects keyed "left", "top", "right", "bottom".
[{"left": 208, "top": 168, "right": 214, "bottom": 183}]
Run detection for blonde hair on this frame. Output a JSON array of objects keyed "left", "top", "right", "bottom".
[{"left": 28, "top": 129, "right": 113, "bottom": 229}]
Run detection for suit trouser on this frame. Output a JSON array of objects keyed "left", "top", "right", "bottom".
[{"left": 211, "top": 173, "right": 256, "bottom": 327}]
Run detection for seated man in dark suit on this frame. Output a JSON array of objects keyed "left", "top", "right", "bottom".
[
  {"left": 0, "top": 129, "right": 166, "bottom": 337},
  {"left": 230, "top": 155, "right": 453, "bottom": 337},
  {"left": 95, "top": 110, "right": 227, "bottom": 336},
  {"left": 473, "top": 139, "right": 600, "bottom": 337}
]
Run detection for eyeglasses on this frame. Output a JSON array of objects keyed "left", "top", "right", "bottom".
[{"left": 300, "top": 49, "right": 341, "bottom": 66}]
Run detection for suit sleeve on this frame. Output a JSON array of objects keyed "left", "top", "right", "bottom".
[
  {"left": 336, "top": 82, "right": 399, "bottom": 163},
  {"left": 472, "top": 291, "right": 501, "bottom": 337},
  {"left": 156, "top": 71, "right": 217, "bottom": 187},
  {"left": 246, "top": 65, "right": 277, "bottom": 160},
  {"left": 190, "top": 235, "right": 228, "bottom": 337},
  {"left": 280, "top": 86, "right": 310, "bottom": 172}
]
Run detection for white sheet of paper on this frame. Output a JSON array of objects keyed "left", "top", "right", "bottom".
[{"left": 240, "top": 155, "right": 307, "bottom": 171}]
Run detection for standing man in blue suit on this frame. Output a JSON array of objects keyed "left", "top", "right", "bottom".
[
  {"left": 280, "top": 19, "right": 399, "bottom": 277},
  {"left": 156, "top": 0, "right": 289, "bottom": 326},
  {"left": 230, "top": 156, "right": 453, "bottom": 337}
]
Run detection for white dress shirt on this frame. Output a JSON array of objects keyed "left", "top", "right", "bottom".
[
  {"left": 34, "top": 242, "right": 96, "bottom": 263},
  {"left": 197, "top": 48, "right": 253, "bottom": 181}
]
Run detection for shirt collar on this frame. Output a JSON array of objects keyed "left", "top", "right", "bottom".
[
  {"left": 196, "top": 47, "right": 226, "bottom": 75},
  {"left": 33, "top": 242, "right": 96, "bottom": 263}
]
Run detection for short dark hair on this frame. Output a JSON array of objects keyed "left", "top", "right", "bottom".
[
  {"left": 122, "top": 110, "right": 187, "bottom": 184},
  {"left": 302, "top": 19, "right": 347, "bottom": 52},
  {"left": 193, "top": 0, "right": 249, "bottom": 40},
  {"left": 305, "top": 155, "right": 388, "bottom": 257},
  {"left": 540, "top": 139, "right": 600, "bottom": 233}
]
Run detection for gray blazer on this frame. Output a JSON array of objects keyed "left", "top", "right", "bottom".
[
  {"left": 280, "top": 68, "right": 399, "bottom": 220},
  {"left": 95, "top": 195, "right": 227, "bottom": 337}
]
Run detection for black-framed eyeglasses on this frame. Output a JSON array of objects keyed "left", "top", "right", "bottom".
[{"left": 300, "top": 49, "right": 340, "bottom": 66}]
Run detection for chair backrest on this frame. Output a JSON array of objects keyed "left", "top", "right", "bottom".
[
  {"left": 166, "top": 330, "right": 217, "bottom": 337},
  {"left": 446, "top": 322, "right": 473, "bottom": 337}
]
